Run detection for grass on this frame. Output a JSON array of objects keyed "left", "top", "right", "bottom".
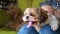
[
  {"left": 0, "top": 11, "right": 11, "bottom": 26},
  {"left": 0, "top": 27, "right": 17, "bottom": 34}
]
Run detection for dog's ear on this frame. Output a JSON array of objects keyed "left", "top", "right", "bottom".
[
  {"left": 39, "top": 8, "right": 48, "bottom": 23},
  {"left": 41, "top": 5, "right": 55, "bottom": 15}
]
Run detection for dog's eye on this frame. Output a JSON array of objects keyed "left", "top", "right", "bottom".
[{"left": 30, "top": 14, "right": 35, "bottom": 16}]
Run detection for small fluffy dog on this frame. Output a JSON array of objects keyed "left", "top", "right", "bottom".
[{"left": 22, "top": 8, "right": 59, "bottom": 32}]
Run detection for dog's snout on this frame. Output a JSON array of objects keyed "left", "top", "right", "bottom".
[{"left": 26, "top": 16, "right": 29, "bottom": 19}]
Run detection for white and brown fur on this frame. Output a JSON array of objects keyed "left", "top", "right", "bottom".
[
  {"left": 22, "top": 8, "right": 59, "bottom": 32},
  {"left": 41, "top": 5, "right": 60, "bottom": 19}
]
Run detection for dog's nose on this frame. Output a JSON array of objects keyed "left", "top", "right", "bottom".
[{"left": 26, "top": 16, "right": 29, "bottom": 19}]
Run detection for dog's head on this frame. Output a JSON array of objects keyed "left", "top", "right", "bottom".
[
  {"left": 22, "top": 8, "right": 39, "bottom": 22},
  {"left": 22, "top": 8, "right": 48, "bottom": 28}
]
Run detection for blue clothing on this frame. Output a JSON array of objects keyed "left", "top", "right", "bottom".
[
  {"left": 18, "top": 24, "right": 39, "bottom": 34},
  {"left": 40, "top": 0, "right": 60, "bottom": 9},
  {"left": 40, "top": 24, "right": 60, "bottom": 34},
  {"left": 18, "top": 24, "right": 60, "bottom": 34}
]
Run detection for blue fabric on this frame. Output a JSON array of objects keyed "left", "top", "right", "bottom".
[
  {"left": 40, "top": 24, "right": 60, "bottom": 34},
  {"left": 18, "top": 24, "right": 60, "bottom": 34},
  {"left": 40, "top": 0, "right": 60, "bottom": 9},
  {"left": 18, "top": 24, "right": 39, "bottom": 34}
]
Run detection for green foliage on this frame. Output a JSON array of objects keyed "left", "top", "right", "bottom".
[
  {"left": 0, "top": 11, "right": 11, "bottom": 26},
  {"left": 32, "top": 0, "right": 44, "bottom": 7},
  {"left": 17, "top": 0, "right": 44, "bottom": 12},
  {"left": 17, "top": 0, "right": 32, "bottom": 12}
]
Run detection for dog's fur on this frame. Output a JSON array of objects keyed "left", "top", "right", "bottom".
[
  {"left": 22, "top": 8, "right": 59, "bottom": 32},
  {"left": 41, "top": 5, "right": 60, "bottom": 19}
]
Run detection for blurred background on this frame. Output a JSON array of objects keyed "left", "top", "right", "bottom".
[{"left": 0, "top": 0, "right": 44, "bottom": 34}]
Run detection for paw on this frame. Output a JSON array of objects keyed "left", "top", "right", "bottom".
[{"left": 51, "top": 25, "right": 58, "bottom": 31}]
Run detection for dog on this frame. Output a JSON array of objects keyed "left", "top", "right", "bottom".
[
  {"left": 41, "top": 5, "right": 60, "bottom": 19},
  {"left": 22, "top": 8, "right": 59, "bottom": 32}
]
